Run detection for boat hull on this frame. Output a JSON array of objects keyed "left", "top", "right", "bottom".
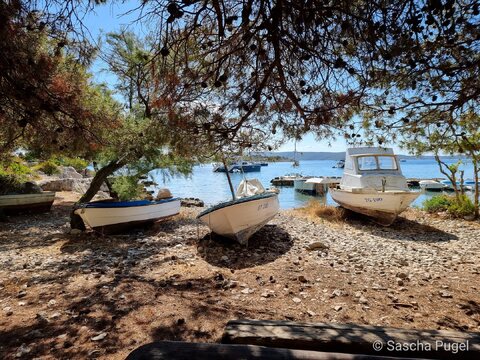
[
  {"left": 330, "top": 189, "right": 420, "bottom": 226},
  {"left": 74, "top": 198, "right": 180, "bottom": 233},
  {"left": 419, "top": 180, "right": 445, "bottom": 192},
  {"left": 197, "top": 193, "right": 279, "bottom": 245},
  {"left": 0, "top": 192, "right": 56, "bottom": 214}
]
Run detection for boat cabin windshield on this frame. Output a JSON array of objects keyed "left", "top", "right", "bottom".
[{"left": 356, "top": 155, "right": 398, "bottom": 171}]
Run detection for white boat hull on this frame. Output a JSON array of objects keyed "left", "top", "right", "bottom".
[
  {"left": 330, "top": 189, "right": 420, "bottom": 225},
  {"left": 74, "top": 199, "right": 180, "bottom": 232},
  {"left": 419, "top": 180, "right": 445, "bottom": 191},
  {"left": 0, "top": 192, "right": 56, "bottom": 214},
  {"left": 198, "top": 194, "right": 279, "bottom": 245}
]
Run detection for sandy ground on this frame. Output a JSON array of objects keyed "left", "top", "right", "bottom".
[{"left": 1, "top": 192, "right": 479, "bottom": 359}]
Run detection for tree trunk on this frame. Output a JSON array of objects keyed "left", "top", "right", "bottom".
[
  {"left": 70, "top": 159, "right": 126, "bottom": 230},
  {"left": 434, "top": 153, "right": 459, "bottom": 200},
  {"left": 474, "top": 159, "right": 479, "bottom": 219}
]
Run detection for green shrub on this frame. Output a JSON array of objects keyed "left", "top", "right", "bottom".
[
  {"left": 56, "top": 157, "right": 89, "bottom": 172},
  {"left": 423, "top": 195, "right": 452, "bottom": 213},
  {"left": 0, "top": 174, "right": 24, "bottom": 195},
  {"left": 111, "top": 176, "right": 143, "bottom": 201},
  {"left": 423, "top": 194, "right": 475, "bottom": 218},
  {"left": 34, "top": 160, "right": 60, "bottom": 175},
  {"left": 447, "top": 194, "right": 475, "bottom": 218}
]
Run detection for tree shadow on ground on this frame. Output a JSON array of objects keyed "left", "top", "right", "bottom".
[
  {"left": 344, "top": 211, "right": 458, "bottom": 242},
  {"left": 198, "top": 224, "right": 293, "bottom": 270}
]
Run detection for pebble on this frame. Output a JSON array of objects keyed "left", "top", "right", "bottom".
[
  {"left": 292, "top": 297, "right": 302, "bottom": 303},
  {"left": 306, "top": 242, "right": 329, "bottom": 251},
  {"left": 3, "top": 306, "right": 13, "bottom": 316},
  {"left": 334, "top": 305, "right": 343, "bottom": 311},
  {"left": 439, "top": 290, "right": 453, "bottom": 298},
  {"left": 91, "top": 332, "right": 108, "bottom": 341}
]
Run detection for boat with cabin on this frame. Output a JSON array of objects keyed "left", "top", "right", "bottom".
[
  {"left": 330, "top": 147, "right": 420, "bottom": 225},
  {"left": 333, "top": 159, "right": 345, "bottom": 168},
  {"left": 294, "top": 177, "right": 339, "bottom": 195},
  {"left": 419, "top": 180, "right": 446, "bottom": 192},
  {"left": 213, "top": 161, "right": 261, "bottom": 173}
]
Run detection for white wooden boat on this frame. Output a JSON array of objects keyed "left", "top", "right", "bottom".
[
  {"left": 0, "top": 192, "right": 55, "bottom": 214},
  {"left": 74, "top": 198, "right": 180, "bottom": 233},
  {"left": 419, "top": 180, "right": 446, "bottom": 192},
  {"left": 197, "top": 179, "right": 279, "bottom": 245},
  {"left": 330, "top": 147, "right": 420, "bottom": 226}
]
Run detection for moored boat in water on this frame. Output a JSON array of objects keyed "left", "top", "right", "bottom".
[
  {"left": 330, "top": 147, "right": 420, "bottom": 226},
  {"left": 419, "top": 180, "right": 446, "bottom": 192}
]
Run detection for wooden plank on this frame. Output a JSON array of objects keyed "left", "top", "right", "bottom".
[
  {"left": 126, "top": 341, "right": 422, "bottom": 360},
  {"left": 222, "top": 319, "right": 480, "bottom": 360}
]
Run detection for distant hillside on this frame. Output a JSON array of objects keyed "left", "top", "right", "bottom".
[{"left": 262, "top": 151, "right": 468, "bottom": 161}]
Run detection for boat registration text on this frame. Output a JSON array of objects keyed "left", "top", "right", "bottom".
[{"left": 364, "top": 197, "right": 383, "bottom": 203}]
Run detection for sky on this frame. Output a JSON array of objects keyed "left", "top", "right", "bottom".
[{"left": 81, "top": 1, "right": 403, "bottom": 154}]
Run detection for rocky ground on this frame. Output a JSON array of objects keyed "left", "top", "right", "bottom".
[{"left": 1, "top": 192, "right": 479, "bottom": 359}]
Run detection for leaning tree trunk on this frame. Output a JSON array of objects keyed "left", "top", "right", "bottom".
[
  {"left": 434, "top": 153, "right": 460, "bottom": 201},
  {"left": 70, "top": 159, "right": 126, "bottom": 230}
]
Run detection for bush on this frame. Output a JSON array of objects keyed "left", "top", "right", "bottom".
[
  {"left": 423, "top": 194, "right": 475, "bottom": 218},
  {"left": 422, "top": 195, "right": 452, "bottom": 213},
  {"left": 111, "top": 176, "right": 143, "bottom": 201},
  {"left": 0, "top": 174, "right": 24, "bottom": 195},
  {"left": 447, "top": 194, "right": 475, "bottom": 218},
  {"left": 33, "top": 160, "right": 60, "bottom": 175},
  {"left": 56, "top": 157, "right": 89, "bottom": 172}
]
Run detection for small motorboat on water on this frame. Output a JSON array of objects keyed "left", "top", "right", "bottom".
[
  {"left": 0, "top": 191, "right": 56, "bottom": 214},
  {"left": 419, "top": 180, "right": 446, "bottom": 192},
  {"left": 294, "top": 177, "right": 339, "bottom": 195},
  {"left": 197, "top": 178, "right": 279, "bottom": 245},
  {"left": 330, "top": 147, "right": 420, "bottom": 226},
  {"left": 213, "top": 161, "right": 261, "bottom": 173},
  {"left": 74, "top": 197, "right": 180, "bottom": 233},
  {"left": 333, "top": 159, "right": 345, "bottom": 168}
]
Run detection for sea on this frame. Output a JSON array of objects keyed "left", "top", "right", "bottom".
[{"left": 150, "top": 158, "right": 476, "bottom": 209}]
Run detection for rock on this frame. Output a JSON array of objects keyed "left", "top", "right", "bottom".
[
  {"left": 306, "top": 242, "right": 329, "bottom": 251},
  {"left": 15, "top": 344, "right": 31, "bottom": 358},
  {"left": 156, "top": 188, "right": 172, "bottom": 200},
  {"left": 359, "top": 296, "right": 368, "bottom": 305},
  {"left": 3, "top": 306, "right": 13, "bottom": 316},
  {"left": 50, "top": 312, "right": 61, "bottom": 319},
  {"left": 292, "top": 297, "right": 302, "bottom": 303},
  {"left": 91, "top": 332, "right": 108, "bottom": 341},
  {"left": 306, "top": 310, "right": 316, "bottom": 317},
  {"left": 17, "top": 290, "right": 27, "bottom": 298},
  {"left": 396, "top": 278, "right": 404, "bottom": 286},
  {"left": 464, "top": 214, "right": 475, "bottom": 221},
  {"left": 60, "top": 166, "right": 83, "bottom": 179},
  {"left": 396, "top": 272, "right": 408, "bottom": 280},
  {"left": 330, "top": 289, "right": 342, "bottom": 298},
  {"left": 70, "top": 229, "right": 82, "bottom": 235},
  {"left": 241, "top": 288, "right": 252, "bottom": 294},
  {"left": 298, "top": 275, "right": 308, "bottom": 283},
  {"left": 180, "top": 198, "right": 205, "bottom": 207},
  {"left": 48, "top": 299, "right": 57, "bottom": 306},
  {"left": 221, "top": 255, "right": 229, "bottom": 262},
  {"left": 21, "top": 182, "right": 42, "bottom": 194},
  {"left": 334, "top": 305, "right": 343, "bottom": 311},
  {"left": 439, "top": 290, "right": 453, "bottom": 298}
]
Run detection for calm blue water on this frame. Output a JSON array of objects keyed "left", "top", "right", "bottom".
[{"left": 151, "top": 159, "right": 475, "bottom": 209}]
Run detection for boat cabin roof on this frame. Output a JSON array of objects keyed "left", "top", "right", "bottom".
[
  {"left": 349, "top": 153, "right": 396, "bottom": 158},
  {"left": 344, "top": 147, "right": 402, "bottom": 175}
]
